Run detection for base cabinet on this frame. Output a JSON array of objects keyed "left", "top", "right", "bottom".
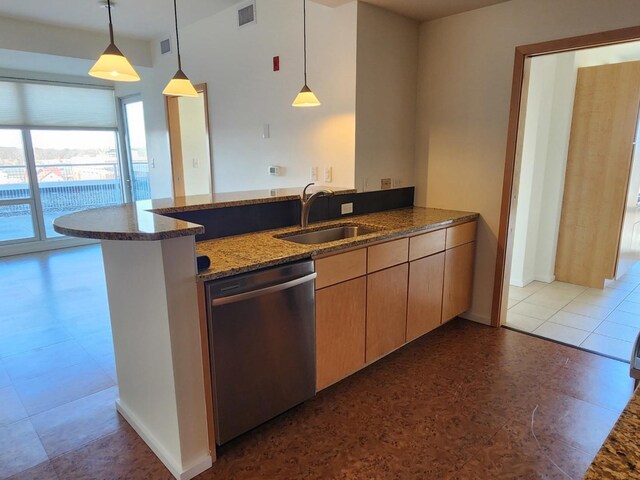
[
  {"left": 442, "top": 241, "right": 475, "bottom": 322},
  {"left": 316, "top": 277, "right": 366, "bottom": 391},
  {"left": 407, "top": 252, "right": 445, "bottom": 342},
  {"left": 314, "top": 220, "right": 477, "bottom": 392},
  {"left": 366, "top": 263, "right": 409, "bottom": 363}
]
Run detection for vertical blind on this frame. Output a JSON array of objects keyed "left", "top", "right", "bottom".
[{"left": 0, "top": 80, "right": 117, "bottom": 128}]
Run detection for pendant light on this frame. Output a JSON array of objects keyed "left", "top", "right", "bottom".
[
  {"left": 163, "top": 0, "right": 199, "bottom": 97},
  {"left": 88, "top": 0, "right": 140, "bottom": 82},
  {"left": 292, "top": 0, "right": 320, "bottom": 107}
]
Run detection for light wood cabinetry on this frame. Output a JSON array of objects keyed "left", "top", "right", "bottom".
[
  {"left": 409, "top": 229, "right": 446, "bottom": 261},
  {"left": 442, "top": 241, "right": 475, "bottom": 322},
  {"left": 366, "top": 263, "right": 409, "bottom": 363},
  {"left": 367, "top": 238, "right": 409, "bottom": 273},
  {"left": 315, "top": 249, "right": 367, "bottom": 289},
  {"left": 407, "top": 252, "right": 445, "bottom": 342},
  {"left": 314, "top": 220, "right": 476, "bottom": 391},
  {"left": 316, "top": 277, "right": 366, "bottom": 391}
]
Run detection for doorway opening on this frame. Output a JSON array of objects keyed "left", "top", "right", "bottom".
[
  {"left": 165, "top": 84, "right": 213, "bottom": 198},
  {"left": 493, "top": 26, "right": 640, "bottom": 362}
]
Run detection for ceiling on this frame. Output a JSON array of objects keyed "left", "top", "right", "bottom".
[
  {"left": 0, "top": 0, "right": 513, "bottom": 41},
  {"left": 359, "top": 0, "right": 511, "bottom": 21}
]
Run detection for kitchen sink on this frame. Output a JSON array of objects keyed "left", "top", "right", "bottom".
[{"left": 277, "top": 224, "right": 381, "bottom": 245}]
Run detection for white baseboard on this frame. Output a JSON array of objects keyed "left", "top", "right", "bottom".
[
  {"left": 0, "top": 237, "right": 97, "bottom": 258},
  {"left": 116, "top": 400, "right": 212, "bottom": 480},
  {"left": 534, "top": 274, "right": 555, "bottom": 284},
  {"left": 459, "top": 311, "right": 491, "bottom": 326}
]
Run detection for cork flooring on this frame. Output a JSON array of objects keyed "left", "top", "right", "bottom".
[{"left": 0, "top": 245, "right": 635, "bottom": 479}]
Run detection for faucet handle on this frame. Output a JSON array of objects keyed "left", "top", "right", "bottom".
[{"left": 302, "top": 182, "right": 315, "bottom": 201}]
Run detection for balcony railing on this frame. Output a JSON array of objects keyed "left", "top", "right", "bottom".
[{"left": 0, "top": 163, "right": 151, "bottom": 214}]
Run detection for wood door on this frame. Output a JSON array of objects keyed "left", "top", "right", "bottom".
[
  {"left": 316, "top": 277, "right": 366, "bottom": 391},
  {"left": 555, "top": 61, "right": 640, "bottom": 288},
  {"left": 366, "top": 263, "right": 408, "bottom": 363},
  {"left": 442, "top": 242, "right": 475, "bottom": 322},
  {"left": 407, "top": 252, "right": 445, "bottom": 342}
]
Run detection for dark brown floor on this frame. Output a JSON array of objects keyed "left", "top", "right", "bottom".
[{"left": 1, "top": 247, "right": 634, "bottom": 480}]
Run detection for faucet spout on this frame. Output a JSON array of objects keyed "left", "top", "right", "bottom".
[{"left": 300, "top": 183, "right": 334, "bottom": 227}]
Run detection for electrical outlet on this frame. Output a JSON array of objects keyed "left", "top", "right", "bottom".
[
  {"left": 262, "top": 124, "right": 270, "bottom": 139},
  {"left": 151, "top": 158, "right": 155, "bottom": 168},
  {"left": 363, "top": 178, "right": 369, "bottom": 191},
  {"left": 324, "top": 166, "right": 333, "bottom": 183},
  {"left": 310, "top": 166, "right": 318, "bottom": 181},
  {"left": 381, "top": 178, "right": 391, "bottom": 189},
  {"left": 393, "top": 178, "right": 403, "bottom": 188},
  {"left": 341, "top": 202, "right": 353, "bottom": 215},
  {"left": 193, "top": 158, "right": 199, "bottom": 168}
]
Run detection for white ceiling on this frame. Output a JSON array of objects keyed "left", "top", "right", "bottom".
[
  {"left": 359, "top": 0, "right": 512, "bottom": 21},
  {"left": 0, "top": 0, "right": 242, "bottom": 41},
  {"left": 0, "top": 0, "right": 513, "bottom": 42}
]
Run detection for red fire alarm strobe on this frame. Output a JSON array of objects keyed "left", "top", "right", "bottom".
[{"left": 273, "top": 56, "right": 280, "bottom": 72}]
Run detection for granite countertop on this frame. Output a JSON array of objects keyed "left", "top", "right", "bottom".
[
  {"left": 53, "top": 186, "right": 356, "bottom": 240},
  {"left": 52, "top": 203, "right": 205, "bottom": 241},
  {"left": 196, "top": 207, "right": 478, "bottom": 281},
  {"left": 584, "top": 388, "right": 640, "bottom": 479},
  {"left": 145, "top": 186, "right": 355, "bottom": 214}
]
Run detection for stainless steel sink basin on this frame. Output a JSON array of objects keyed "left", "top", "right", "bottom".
[{"left": 277, "top": 224, "right": 380, "bottom": 245}]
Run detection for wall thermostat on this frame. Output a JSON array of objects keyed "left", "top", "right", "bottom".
[{"left": 268, "top": 166, "right": 280, "bottom": 176}]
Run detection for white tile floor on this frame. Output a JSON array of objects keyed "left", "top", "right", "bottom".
[{"left": 506, "top": 268, "right": 640, "bottom": 362}]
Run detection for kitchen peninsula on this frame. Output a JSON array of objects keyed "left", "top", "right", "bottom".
[{"left": 54, "top": 188, "right": 478, "bottom": 480}]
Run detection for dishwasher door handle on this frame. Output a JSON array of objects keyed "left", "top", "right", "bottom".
[{"left": 211, "top": 272, "right": 317, "bottom": 306}]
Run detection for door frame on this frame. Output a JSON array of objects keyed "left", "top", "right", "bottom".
[
  {"left": 491, "top": 25, "right": 640, "bottom": 327},
  {"left": 165, "top": 83, "right": 213, "bottom": 198}
]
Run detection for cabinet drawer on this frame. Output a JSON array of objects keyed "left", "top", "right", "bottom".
[
  {"left": 315, "top": 248, "right": 367, "bottom": 289},
  {"left": 367, "top": 238, "right": 409, "bottom": 273},
  {"left": 445, "top": 221, "right": 477, "bottom": 249},
  {"left": 409, "top": 229, "right": 446, "bottom": 261}
]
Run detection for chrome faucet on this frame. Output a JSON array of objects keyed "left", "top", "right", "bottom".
[{"left": 300, "top": 183, "right": 334, "bottom": 227}]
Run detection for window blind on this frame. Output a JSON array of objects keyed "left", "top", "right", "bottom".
[{"left": 0, "top": 80, "right": 117, "bottom": 129}]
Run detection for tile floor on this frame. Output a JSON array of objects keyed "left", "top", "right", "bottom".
[
  {"left": 0, "top": 245, "right": 636, "bottom": 479},
  {"left": 506, "top": 265, "right": 640, "bottom": 361}
]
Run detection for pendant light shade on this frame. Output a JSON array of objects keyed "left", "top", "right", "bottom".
[
  {"left": 163, "top": 0, "right": 198, "bottom": 98},
  {"left": 163, "top": 70, "right": 199, "bottom": 97},
  {"left": 292, "top": 85, "right": 321, "bottom": 107},
  {"left": 292, "top": 0, "right": 320, "bottom": 107},
  {"left": 89, "top": 1, "right": 140, "bottom": 82}
]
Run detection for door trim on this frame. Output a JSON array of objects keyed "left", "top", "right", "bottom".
[{"left": 491, "top": 25, "right": 640, "bottom": 327}]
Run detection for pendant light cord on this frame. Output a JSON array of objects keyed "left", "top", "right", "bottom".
[
  {"left": 173, "top": 0, "right": 183, "bottom": 71},
  {"left": 107, "top": 0, "right": 114, "bottom": 44},
  {"left": 303, "top": 0, "right": 307, "bottom": 85}
]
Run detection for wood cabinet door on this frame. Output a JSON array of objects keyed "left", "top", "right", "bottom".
[
  {"left": 316, "top": 277, "right": 366, "bottom": 391},
  {"left": 555, "top": 61, "right": 640, "bottom": 288},
  {"left": 407, "top": 252, "right": 445, "bottom": 342},
  {"left": 442, "top": 242, "right": 475, "bottom": 322},
  {"left": 366, "top": 263, "right": 408, "bottom": 363}
]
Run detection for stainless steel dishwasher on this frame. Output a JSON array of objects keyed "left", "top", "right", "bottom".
[{"left": 206, "top": 260, "right": 316, "bottom": 445}]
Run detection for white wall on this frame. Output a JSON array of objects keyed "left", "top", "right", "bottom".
[
  {"left": 126, "top": 0, "right": 358, "bottom": 197},
  {"left": 414, "top": 0, "right": 640, "bottom": 324},
  {"left": 178, "top": 94, "right": 212, "bottom": 197},
  {"left": 510, "top": 52, "right": 576, "bottom": 287},
  {"left": 354, "top": 2, "right": 418, "bottom": 192}
]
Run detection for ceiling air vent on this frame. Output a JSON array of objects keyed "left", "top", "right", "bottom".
[
  {"left": 238, "top": 1, "right": 257, "bottom": 28},
  {"left": 160, "top": 38, "right": 171, "bottom": 55}
]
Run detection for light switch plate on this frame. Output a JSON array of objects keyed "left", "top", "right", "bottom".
[{"left": 324, "top": 166, "right": 332, "bottom": 183}]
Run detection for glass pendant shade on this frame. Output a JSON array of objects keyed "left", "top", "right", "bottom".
[
  {"left": 292, "top": 84, "right": 321, "bottom": 107},
  {"left": 89, "top": 43, "right": 141, "bottom": 82},
  {"left": 163, "top": 70, "right": 199, "bottom": 97}
]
